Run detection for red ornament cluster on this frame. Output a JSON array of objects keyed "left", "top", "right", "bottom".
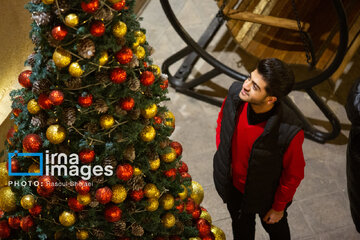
[
  {"left": 37, "top": 176, "right": 56, "bottom": 197},
  {"left": 48, "top": 90, "right": 64, "bottom": 106},
  {"left": 38, "top": 93, "right": 53, "bottom": 110},
  {"left": 140, "top": 71, "right": 155, "bottom": 86},
  {"left": 78, "top": 92, "right": 93, "bottom": 108},
  {"left": 68, "top": 197, "right": 84, "bottom": 212},
  {"left": 110, "top": 68, "right": 127, "bottom": 84},
  {"left": 51, "top": 25, "right": 68, "bottom": 41},
  {"left": 81, "top": 0, "right": 99, "bottom": 13},
  {"left": 130, "top": 189, "right": 144, "bottom": 202},
  {"left": 116, "top": 47, "right": 133, "bottom": 65},
  {"left": 90, "top": 21, "right": 105, "bottom": 37},
  {"left": 96, "top": 187, "right": 113, "bottom": 204},
  {"left": 120, "top": 97, "right": 135, "bottom": 111},
  {"left": 18, "top": 70, "right": 33, "bottom": 89},
  {"left": 105, "top": 205, "right": 122, "bottom": 222},
  {"left": 23, "top": 134, "right": 42, "bottom": 153},
  {"left": 112, "top": 0, "right": 126, "bottom": 11},
  {"left": 116, "top": 163, "right": 133, "bottom": 181},
  {"left": 79, "top": 149, "right": 95, "bottom": 164},
  {"left": 75, "top": 180, "right": 91, "bottom": 194}
]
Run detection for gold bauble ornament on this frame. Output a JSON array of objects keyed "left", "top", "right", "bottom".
[
  {"left": 145, "top": 198, "right": 159, "bottom": 212},
  {"left": 134, "top": 31, "right": 146, "bottom": 44},
  {"left": 46, "top": 124, "right": 66, "bottom": 144},
  {"left": 178, "top": 184, "right": 188, "bottom": 200},
  {"left": 132, "top": 38, "right": 141, "bottom": 49},
  {"left": 161, "top": 148, "right": 177, "bottom": 163},
  {"left": 149, "top": 157, "right": 160, "bottom": 171},
  {"left": 111, "top": 184, "right": 127, "bottom": 204},
  {"left": 163, "top": 111, "right": 175, "bottom": 128},
  {"left": 134, "top": 46, "right": 146, "bottom": 60},
  {"left": 59, "top": 211, "right": 76, "bottom": 227},
  {"left": 140, "top": 126, "right": 156, "bottom": 142},
  {"left": 0, "top": 186, "right": 17, "bottom": 212},
  {"left": 141, "top": 104, "right": 158, "bottom": 119},
  {"left": 190, "top": 181, "right": 204, "bottom": 205},
  {"left": 113, "top": 21, "right": 127, "bottom": 38},
  {"left": 99, "top": 51, "right": 109, "bottom": 66},
  {"left": 144, "top": 183, "right": 158, "bottom": 198},
  {"left": 76, "top": 230, "right": 89, "bottom": 240},
  {"left": 65, "top": 14, "right": 79, "bottom": 28},
  {"left": 200, "top": 210, "right": 212, "bottom": 224},
  {"left": 100, "top": 115, "right": 115, "bottom": 130},
  {"left": 154, "top": 189, "right": 160, "bottom": 199},
  {"left": 53, "top": 48, "right": 72, "bottom": 68},
  {"left": 77, "top": 193, "right": 91, "bottom": 206},
  {"left": 42, "top": 0, "right": 54, "bottom": 4},
  {"left": 28, "top": 163, "right": 40, "bottom": 174},
  {"left": 21, "top": 195, "right": 36, "bottom": 210},
  {"left": 69, "top": 62, "right": 84, "bottom": 77},
  {"left": 211, "top": 225, "right": 226, "bottom": 240},
  {"left": 27, "top": 99, "right": 41, "bottom": 115},
  {"left": 189, "top": 238, "right": 201, "bottom": 240},
  {"left": 0, "top": 162, "right": 10, "bottom": 187},
  {"left": 133, "top": 167, "right": 142, "bottom": 176},
  {"left": 150, "top": 65, "right": 161, "bottom": 76},
  {"left": 160, "top": 193, "right": 174, "bottom": 210},
  {"left": 162, "top": 212, "right": 175, "bottom": 228}
]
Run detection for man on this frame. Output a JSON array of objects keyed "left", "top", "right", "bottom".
[{"left": 213, "top": 58, "right": 305, "bottom": 240}]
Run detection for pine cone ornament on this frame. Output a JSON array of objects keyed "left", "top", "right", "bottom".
[
  {"left": 144, "top": 88, "right": 153, "bottom": 98},
  {"left": 84, "top": 122, "right": 98, "bottom": 134},
  {"left": 129, "top": 108, "right": 141, "bottom": 120},
  {"left": 31, "top": 114, "right": 47, "bottom": 128},
  {"left": 89, "top": 199, "right": 99, "bottom": 208},
  {"left": 31, "top": 0, "right": 42, "bottom": 4},
  {"left": 142, "top": 118, "right": 150, "bottom": 126},
  {"left": 47, "top": 59, "right": 56, "bottom": 73},
  {"left": 95, "top": 71, "right": 109, "bottom": 84},
  {"left": 145, "top": 45, "right": 154, "bottom": 56},
  {"left": 32, "top": 12, "right": 52, "bottom": 26},
  {"left": 32, "top": 79, "right": 51, "bottom": 95},
  {"left": 159, "top": 139, "right": 170, "bottom": 149},
  {"left": 53, "top": 0, "right": 71, "bottom": 16},
  {"left": 92, "top": 229, "right": 105, "bottom": 239},
  {"left": 65, "top": 78, "right": 82, "bottom": 89},
  {"left": 94, "top": 7, "right": 114, "bottom": 22},
  {"left": 92, "top": 175, "right": 105, "bottom": 184},
  {"left": 115, "top": 105, "right": 128, "bottom": 116},
  {"left": 123, "top": 145, "right": 135, "bottom": 162},
  {"left": 127, "top": 175, "right": 145, "bottom": 191},
  {"left": 126, "top": 201, "right": 137, "bottom": 215},
  {"left": 77, "top": 39, "right": 95, "bottom": 59},
  {"left": 63, "top": 108, "right": 77, "bottom": 126},
  {"left": 47, "top": 33, "right": 61, "bottom": 48},
  {"left": 128, "top": 77, "right": 140, "bottom": 92},
  {"left": 171, "top": 221, "right": 185, "bottom": 235},
  {"left": 113, "top": 220, "right": 127, "bottom": 237},
  {"left": 116, "top": 37, "right": 126, "bottom": 46},
  {"left": 26, "top": 53, "right": 36, "bottom": 67},
  {"left": 31, "top": 33, "right": 41, "bottom": 45},
  {"left": 94, "top": 99, "right": 109, "bottom": 114},
  {"left": 131, "top": 223, "right": 144, "bottom": 237},
  {"left": 78, "top": 211, "right": 88, "bottom": 221},
  {"left": 47, "top": 117, "right": 58, "bottom": 126},
  {"left": 103, "top": 156, "right": 117, "bottom": 169},
  {"left": 129, "top": 55, "right": 139, "bottom": 68},
  {"left": 115, "top": 132, "right": 125, "bottom": 143}
]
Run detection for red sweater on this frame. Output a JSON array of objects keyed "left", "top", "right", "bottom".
[{"left": 216, "top": 99, "right": 305, "bottom": 211}]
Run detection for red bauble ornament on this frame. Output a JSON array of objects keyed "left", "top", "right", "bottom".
[
  {"left": 120, "top": 97, "right": 135, "bottom": 111},
  {"left": 75, "top": 180, "right": 91, "bottom": 194},
  {"left": 20, "top": 216, "right": 34, "bottom": 232},
  {"left": 79, "top": 149, "right": 95, "bottom": 164},
  {"left": 37, "top": 186, "right": 51, "bottom": 197},
  {"left": 38, "top": 176, "right": 56, "bottom": 195},
  {"left": 7, "top": 127, "right": 16, "bottom": 145},
  {"left": 90, "top": 20, "right": 105, "bottom": 37},
  {"left": 38, "top": 93, "right": 53, "bottom": 110},
  {"left": 160, "top": 79, "right": 168, "bottom": 90},
  {"left": 110, "top": 68, "right": 127, "bottom": 84},
  {"left": 186, "top": 198, "right": 195, "bottom": 214},
  {"left": 192, "top": 206, "right": 201, "bottom": 219},
  {"left": 18, "top": 70, "right": 32, "bottom": 88},
  {"left": 175, "top": 198, "right": 184, "bottom": 213},
  {"left": 154, "top": 116, "right": 162, "bottom": 125},
  {"left": 23, "top": 134, "right": 42, "bottom": 153},
  {"left": 78, "top": 93, "right": 93, "bottom": 108},
  {"left": 143, "top": 62, "right": 148, "bottom": 68},
  {"left": 0, "top": 220, "right": 11, "bottom": 239},
  {"left": 116, "top": 163, "right": 133, "bottom": 181},
  {"left": 7, "top": 158, "right": 20, "bottom": 172},
  {"left": 115, "top": 48, "right": 133, "bottom": 65},
  {"left": 180, "top": 172, "right": 192, "bottom": 182},
  {"left": 196, "top": 218, "right": 211, "bottom": 238},
  {"left": 112, "top": 0, "right": 126, "bottom": 11},
  {"left": 81, "top": 0, "right": 99, "bottom": 13},
  {"left": 8, "top": 216, "right": 21, "bottom": 229},
  {"left": 140, "top": 71, "right": 155, "bottom": 86},
  {"left": 130, "top": 189, "right": 144, "bottom": 202},
  {"left": 96, "top": 187, "right": 113, "bottom": 204},
  {"left": 51, "top": 25, "right": 68, "bottom": 41},
  {"left": 105, "top": 205, "right": 122, "bottom": 222},
  {"left": 164, "top": 168, "right": 177, "bottom": 180},
  {"left": 49, "top": 90, "right": 64, "bottom": 105},
  {"left": 170, "top": 141, "right": 183, "bottom": 156},
  {"left": 29, "top": 205, "right": 42, "bottom": 217},
  {"left": 68, "top": 197, "right": 85, "bottom": 212},
  {"left": 177, "top": 161, "right": 188, "bottom": 173},
  {"left": 13, "top": 108, "right": 22, "bottom": 117}
]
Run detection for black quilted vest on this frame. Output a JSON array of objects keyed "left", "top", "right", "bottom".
[{"left": 213, "top": 82, "right": 303, "bottom": 213}]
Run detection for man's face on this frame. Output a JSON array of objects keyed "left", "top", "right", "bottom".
[{"left": 239, "top": 69, "right": 270, "bottom": 105}]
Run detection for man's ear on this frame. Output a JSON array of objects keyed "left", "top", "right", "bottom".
[{"left": 267, "top": 96, "right": 277, "bottom": 104}]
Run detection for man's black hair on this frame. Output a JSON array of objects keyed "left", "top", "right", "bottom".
[{"left": 257, "top": 58, "right": 295, "bottom": 100}]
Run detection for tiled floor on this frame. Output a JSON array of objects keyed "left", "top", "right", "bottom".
[{"left": 140, "top": 1, "right": 360, "bottom": 239}]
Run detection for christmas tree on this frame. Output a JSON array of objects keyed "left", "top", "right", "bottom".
[{"left": 0, "top": 0, "right": 226, "bottom": 239}]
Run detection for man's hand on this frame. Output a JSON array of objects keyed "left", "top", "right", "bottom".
[{"left": 262, "top": 208, "right": 284, "bottom": 224}]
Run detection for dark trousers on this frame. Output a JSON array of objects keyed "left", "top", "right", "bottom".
[{"left": 226, "top": 185, "right": 291, "bottom": 240}]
